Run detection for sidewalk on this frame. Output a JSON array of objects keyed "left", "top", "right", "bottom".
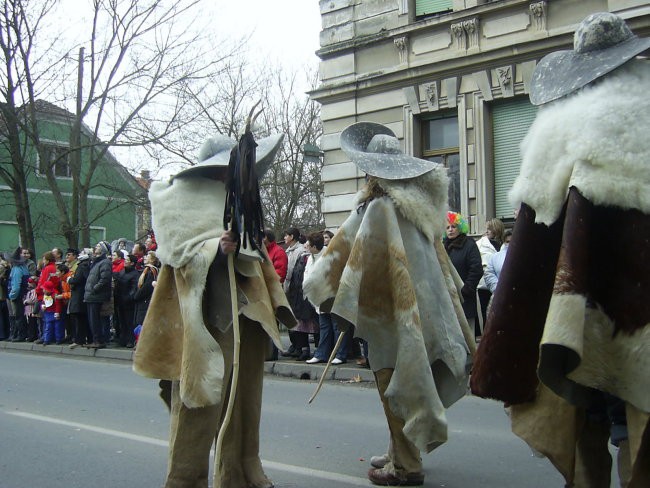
[{"left": 0, "top": 339, "right": 375, "bottom": 384}]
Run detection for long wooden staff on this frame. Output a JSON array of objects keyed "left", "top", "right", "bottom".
[
  {"left": 215, "top": 102, "right": 264, "bottom": 464},
  {"left": 215, "top": 252, "right": 241, "bottom": 462},
  {"left": 308, "top": 330, "right": 347, "bottom": 404}
]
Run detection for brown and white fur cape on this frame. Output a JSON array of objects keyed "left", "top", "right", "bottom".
[
  {"left": 304, "top": 166, "right": 474, "bottom": 453},
  {"left": 471, "top": 60, "right": 650, "bottom": 485},
  {"left": 133, "top": 175, "right": 295, "bottom": 409}
]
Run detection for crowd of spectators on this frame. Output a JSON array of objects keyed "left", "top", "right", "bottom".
[
  {"left": 0, "top": 227, "right": 372, "bottom": 366},
  {"left": 0, "top": 233, "right": 160, "bottom": 350}
]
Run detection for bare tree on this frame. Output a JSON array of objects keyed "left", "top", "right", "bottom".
[
  {"left": 259, "top": 68, "right": 323, "bottom": 235},
  {"left": 0, "top": 0, "right": 244, "bottom": 250},
  {"left": 0, "top": 0, "right": 63, "bottom": 251},
  {"left": 146, "top": 55, "right": 324, "bottom": 236},
  {"left": 62, "top": 0, "right": 242, "bottom": 247}
]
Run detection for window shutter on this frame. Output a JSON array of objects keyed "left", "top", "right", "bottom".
[
  {"left": 415, "top": 0, "right": 453, "bottom": 16},
  {"left": 492, "top": 98, "right": 538, "bottom": 220}
]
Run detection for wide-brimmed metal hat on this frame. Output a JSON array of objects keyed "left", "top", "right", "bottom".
[
  {"left": 530, "top": 12, "right": 650, "bottom": 105},
  {"left": 173, "top": 133, "right": 284, "bottom": 181},
  {"left": 340, "top": 122, "right": 437, "bottom": 180}
]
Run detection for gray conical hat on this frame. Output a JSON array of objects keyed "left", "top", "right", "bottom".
[
  {"left": 173, "top": 133, "right": 284, "bottom": 180},
  {"left": 530, "top": 12, "right": 650, "bottom": 106},
  {"left": 340, "top": 122, "right": 437, "bottom": 180}
]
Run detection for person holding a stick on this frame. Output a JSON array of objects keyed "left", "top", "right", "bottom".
[
  {"left": 303, "top": 121, "right": 474, "bottom": 486},
  {"left": 133, "top": 127, "right": 295, "bottom": 488}
]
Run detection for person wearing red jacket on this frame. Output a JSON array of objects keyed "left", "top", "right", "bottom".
[
  {"left": 36, "top": 251, "right": 59, "bottom": 302},
  {"left": 40, "top": 280, "right": 64, "bottom": 345},
  {"left": 263, "top": 229, "right": 287, "bottom": 283}
]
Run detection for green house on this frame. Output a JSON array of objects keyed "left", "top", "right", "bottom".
[{"left": 0, "top": 100, "right": 149, "bottom": 256}]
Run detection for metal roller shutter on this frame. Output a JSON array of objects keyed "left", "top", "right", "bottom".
[
  {"left": 492, "top": 98, "right": 537, "bottom": 220},
  {"left": 416, "top": 0, "right": 453, "bottom": 16}
]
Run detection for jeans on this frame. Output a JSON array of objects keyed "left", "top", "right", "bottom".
[{"left": 314, "top": 312, "right": 349, "bottom": 361}]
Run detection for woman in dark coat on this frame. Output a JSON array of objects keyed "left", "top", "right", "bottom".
[
  {"left": 444, "top": 211, "right": 483, "bottom": 338},
  {"left": 133, "top": 251, "right": 159, "bottom": 327},
  {"left": 68, "top": 252, "right": 91, "bottom": 346},
  {"left": 114, "top": 254, "right": 139, "bottom": 347}
]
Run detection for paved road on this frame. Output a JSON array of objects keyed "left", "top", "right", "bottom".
[{"left": 0, "top": 349, "right": 595, "bottom": 487}]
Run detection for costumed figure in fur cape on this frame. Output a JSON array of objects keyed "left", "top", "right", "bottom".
[
  {"left": 470, "top": 12, "right": 650, "bottom": 488},
  {"left": 133, "top": 131, "right": 296, "bottom": 488},
  {"left": 303, "top": 122, "right": 475, "bottom": 486}
]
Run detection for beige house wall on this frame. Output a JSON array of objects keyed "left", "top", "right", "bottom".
[{"left": 311, "top": 0, "right": 650, "bottom": 232}]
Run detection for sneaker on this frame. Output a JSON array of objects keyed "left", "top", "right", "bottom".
[
  {"left": 306, "top": 357, "right": 323, "bottom": 364},
  {"left": 69, "top": 343, "right": 79, "bottom": 349},
  {"left": 332, "top": 358, "right": 346, "bottom": 365},
  {"left": 34, "top": 339, "right": 44, "bottom": 344}
]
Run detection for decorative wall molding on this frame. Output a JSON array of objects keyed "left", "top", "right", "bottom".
[
  {"left": 451, "top": 22, "right": 467, "bottom": 50},
  {"left": 496, "top": 65, "right": 514, "bottom": 97},
  {"left": 463, "top": 18, "right": 480, "bottom": 49},
  {"left": 529, "top": 1, "right": 547, "bottom": 31},
  {"left": 451, "top": 18, "right": 480, "bottom": 50},
  {"left": 497, "top": 66, "right": 512, "bottom": 86},
  {"left": 423, "top": 81, "right": 440, "bottom": 111},
  {"left": 394, "top": 35, "right": 409, "bottom": 64}
]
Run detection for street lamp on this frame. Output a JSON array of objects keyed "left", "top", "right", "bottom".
[{"left": 302, "top": 142, "right": 323, "bottom": 164}]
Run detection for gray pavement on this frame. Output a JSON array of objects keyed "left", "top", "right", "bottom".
[{"left": 0, "top": 336, "right": 376, "bottom": 383}]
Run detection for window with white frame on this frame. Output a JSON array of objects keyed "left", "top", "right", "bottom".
[
  {"left": 422, "top": 114, "right": 460, "bottom": 212},
  {"left": 39, "top": 143, "right": 71, "bottom": 178}
]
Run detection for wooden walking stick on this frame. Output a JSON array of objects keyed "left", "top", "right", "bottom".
[
  {"left": 215, "top": 102, "right": 266, "bottom": 463},
  {"left": 308, "top": 330, "right": 347, "bottom": 404}
]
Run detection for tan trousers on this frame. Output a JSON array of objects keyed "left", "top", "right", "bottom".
[
  {"left": 375, "top": 368, "right": 422, "bottom": 475},
  {"left": 165, "top": 319, "right": 272, "bottom": 488}
]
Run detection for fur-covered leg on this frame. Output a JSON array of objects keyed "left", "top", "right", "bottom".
[{"left": 165, "top": 381, "right": 221, "bottom": 488}]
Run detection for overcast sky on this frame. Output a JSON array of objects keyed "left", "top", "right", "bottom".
[{"left": 209, "top": 0, "right": 322, "bottom": 71}]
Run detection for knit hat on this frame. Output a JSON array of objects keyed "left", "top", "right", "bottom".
[{"left": 96, "top": 240, "right": 111, "bottom": 256}]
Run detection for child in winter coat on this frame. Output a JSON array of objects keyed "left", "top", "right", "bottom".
[
  {"left": 23, "top": 276, "right": 40, "bottom": 342},
  {"left": 40, "top": 280, "right": 64, "bottom": 345}
]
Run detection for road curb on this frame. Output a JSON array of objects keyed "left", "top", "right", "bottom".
[{"left": 0, "top": 340, "right": 374, "bottom": 383}]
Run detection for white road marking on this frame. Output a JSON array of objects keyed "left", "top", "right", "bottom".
[
  {"left": 5, "top": 410, "right": 371, "bottom": 486},
  {"left": 7, "top": 410, "right": 169, "bottom": 447}
]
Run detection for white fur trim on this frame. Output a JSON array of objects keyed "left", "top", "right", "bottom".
[
  {"left": 510, "top": 61, "right": 650, "bottom": 225},
  {"left": 177, "top": 239, "right": 225, "bottom": 408},
  {"left": 357, "top": 165, "right": 449, "bottom": 243},
  {"left": 149, "top": 177, "right": 226, "bottom": 268}
]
